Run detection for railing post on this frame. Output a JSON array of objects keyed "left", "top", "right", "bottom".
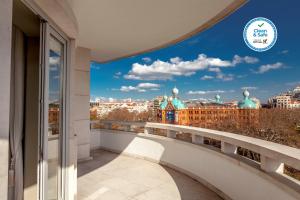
[
  {"left": 144, "top": 127, "right": 152, "bottom": 134},
  {"left": 261, "top": 156, "right": 284, "bottom": 173},
  {"left": 221, "top": 141, "right": 237, "bottom": 154},
  {"left": 167, "top": 130, "right": 176, "bottom": 138},
  {"left": 104, "top": 122, "right": 112, "bottom": 130},
  {"left": 192, "top": 134, "right": 204, "bottom": 144},
  {"left": 125, "top": 125, "right": 132, "bottom": 132}
]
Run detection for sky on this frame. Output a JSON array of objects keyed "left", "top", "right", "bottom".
[{"left": 90, "top": 0, "right": 300, "bottom": 103}]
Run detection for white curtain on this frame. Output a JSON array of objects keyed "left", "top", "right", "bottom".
[{"left": 8, "top": 25, "right": 25, "bottom": 200}]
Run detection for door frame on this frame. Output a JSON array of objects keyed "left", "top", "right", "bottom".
[
  {"left": 16, "top": 1, "right": 72, "bottom": 199},
  {"left": 38, "top": 21, "right": 69, "bottom": 200}
]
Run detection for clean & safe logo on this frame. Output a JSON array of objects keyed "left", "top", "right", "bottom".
[{"left": 243, "top": 17, "right": 277, "bottom": 52}]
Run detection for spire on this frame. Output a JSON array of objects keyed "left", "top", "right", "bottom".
[
  {"left": 243, "top": 89, "right": 250, "bottom": 99},
  {"left": 238, "top": 89, "right": 256, "bottom": 109},
  {"left": 215, "top": 94, "right": 222, "bottom": 103},
  {"left": 172, "top": 86, "right": 179, "bottom": 98}
]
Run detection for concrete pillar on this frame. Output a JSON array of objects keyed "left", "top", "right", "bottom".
[
  {"left": 144, "top": 127, "right": 152, "bottom": 134},
  {"left": 66, "top": 40, "right": 78, "bottom": 200},
  {"left": 167, "top": 130, "right": 177, "bottom": 138},
  {"left": 261, "top": 156, "right": 284, "bottom": 173},
  {"left": 221, "top": 141, "right": 237, "bottom": 154},
  {"left": 125, "top": 125, "right": 133, "bottom": 132},
  {"left": 0, "top": 0, "right": 13, "bottom": 199},
  {"left": 70, "top": 47, "right": 91, "bottom": 161},
  {"left": 192, "top": 134, "right": 204, "bottom": 144}
]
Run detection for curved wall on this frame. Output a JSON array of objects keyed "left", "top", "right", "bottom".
[{"left": 91, "top": 129, "right": 300, "bottom": 200}]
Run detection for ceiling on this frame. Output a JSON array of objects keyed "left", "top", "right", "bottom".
[{"left": 72, "top": 0, "right": 246, "bottom": 63}]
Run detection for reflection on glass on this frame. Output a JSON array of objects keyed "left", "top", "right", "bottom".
[{"left": 48, "top": 35, "right": 63, "bottom": 200}]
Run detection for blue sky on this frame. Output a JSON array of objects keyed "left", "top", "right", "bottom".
[{"left": 90, "top": 0, "right": 300, "bottom": 103}]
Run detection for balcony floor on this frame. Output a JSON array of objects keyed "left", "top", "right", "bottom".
[{"left": 78, "top": 149, "right": 222, "bottom": 200}]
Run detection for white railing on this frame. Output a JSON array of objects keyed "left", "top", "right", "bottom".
[
  {"left": 92, "top": 120, "right": 300, "bottom": 175},
  {"left": 144, "top": 122, "right": 300, "bottom": 173}
]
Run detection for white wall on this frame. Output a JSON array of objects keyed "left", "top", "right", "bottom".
[
  {"left": 0, "top": 0, "right": 13, "bottom": 199},
  {"left": 91, "top": 129, "right": 300, "bottom": 200},
  {"left": 71, "top": 46, "right": 91, "bottom": 160}
]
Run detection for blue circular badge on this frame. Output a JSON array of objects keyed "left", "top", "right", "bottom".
[{"left": 243, "top": 17, "right": 277, "bottom": 52}]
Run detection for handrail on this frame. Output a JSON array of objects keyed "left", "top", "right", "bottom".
[
  {"left": 145, "top": 122, "right": 300, "bottom": 172},
  {"left": 91, "top": 120, "right": 146, "bottom": 127},
  {"left": 94, "top": 120, "right": 300, "bottom": 173}
]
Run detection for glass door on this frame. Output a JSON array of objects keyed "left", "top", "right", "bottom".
[{"left": 39, "top": 22, "right": 67, "bottom": 200}]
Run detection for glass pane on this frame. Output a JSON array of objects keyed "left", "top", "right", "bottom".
[{"left": 47, "top": 35, "right": 63, "bottom": 200}]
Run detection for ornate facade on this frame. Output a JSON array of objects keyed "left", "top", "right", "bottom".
[{"left": 157, "top": 88, "right": 259, "bottom": 128}]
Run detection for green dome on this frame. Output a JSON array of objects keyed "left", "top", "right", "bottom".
[
  {"left": 159, "top": 97, "right": 186, "bottom": 109},
  {"left": 172, "top": 98, "right": 186, "bottom": 109},
  {"left": 159, "top": 87, "right": 186, "bottom": 110},
  {"left": 159, "top": 99, "right": 168, "bottom": 109},
  {"left": 215, "top": 95, "right": 223, "bottom": 104},
  {"left": 238, "top": 90, "right": 256, "bottom": 109}
]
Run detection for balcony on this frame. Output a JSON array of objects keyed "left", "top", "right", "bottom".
[
  {"left": 80, "top": 120, "right": 300, "bottom": 200},
  {"left": 78, "top": 149, "right": 221, "bottom": 200}
]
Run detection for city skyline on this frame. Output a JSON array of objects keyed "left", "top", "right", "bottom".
[{"left": 90, "top": 0, "right": 300, "bottom": 103}]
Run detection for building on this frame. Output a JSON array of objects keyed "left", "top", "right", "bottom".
[
  {"left": 289, "top": 100, "right": 300, "bottom": 109},
  {"left": 90, "top": 100, "right": 100, "bottom": 107},
  {"left": 153, "top": 96, "right": 164, "bottom": 112},
  {"left": 269, "top": 94, "right": 292, "bottom": 108},
  {"left": 157, "top": 88, "right": 259, "bottom": 128},
  {"left": 157, "top": 88, "right": 188, "bottom": 124},
  {"left": 293, "top": 85, "right": 300, "bottom": 94},
  {"left": 268, "top": 86, "right": 300, "bottom": 108}
]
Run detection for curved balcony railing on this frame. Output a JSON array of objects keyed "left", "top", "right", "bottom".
[
  {"left": 91, "top": 120, "right": 300, "bottom": 173},
  {"left": 90, "top": 120, "right": 300, "bottom": 200}
]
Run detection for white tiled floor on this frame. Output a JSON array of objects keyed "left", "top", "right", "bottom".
[{"left": 77, "top": 149, "right": 222, "bottom": 200}]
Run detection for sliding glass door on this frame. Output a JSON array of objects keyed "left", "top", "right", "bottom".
[{"left": 39, "top": 22, "right": 67, "bottom": 200}]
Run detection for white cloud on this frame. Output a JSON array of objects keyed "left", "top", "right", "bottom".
[
  {"left": 90, "top": 64, "right": 101, "bottom": 70},
  {"left": 150, "top": 88, "right": 160, "bottom": 91},
  {"left": 232, "top": 55, "right": 259, "bottom": 65},
  {"left": 208, "top": 67, "right": 221, "bottom": 73},
  {"left": 279, "top": 50, "right": 289, "bottom": 54},
  {"left": 187, "top": 90, "right": 234, "bottom": 95},
  {"left": 124, "top": 54, "right": 258, "bottom": 81},
  {"left": 254, "top": 62, "right": 284, "bottom": 74},
  {"left": 120, "top": 86, "right": 137, "bottom": 92},
  {"left": 237, "top": 74, "right": 247, "bottom": 78},
  {"left": 137, "top": 82, "right": 160, "bottom": 89},
  {"left": 142, "top": 57, "right": 152, "bottom": 63},
  {"left": 200, "top": 73, "right": 234, "bottom": 81},
  {"left": 170, "top": 57, "right": 182, "bottom": 64},
  {"left": 113, "top": 71, "right": 122, "bottom": 79},
  {"left": 49, "top": 57, "right": 60, "bottom": 65},
  {"left": 216, "top": 73, "right": 234, "bottom": 81},
  {"left": 285, "top": 81, "right": 300, "bottom": 86},
  {"left": 119, "top": 82, "right": 160, "bottom": 92},
  {"left": 137, "top": 89, "right": 146, "bottom": 92},
  {"left": 200, "top": 75, "right": 214, "bottom": 80},
  {"left": 93, "top": 96, "right": 116, "bottom": 102},
  {"left": 241, "top": 86, "right": 257, "bottom": 90}
]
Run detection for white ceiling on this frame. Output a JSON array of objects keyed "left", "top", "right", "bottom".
[{"left": 72, "top": 0, "right": 245, "bottom": 63}]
